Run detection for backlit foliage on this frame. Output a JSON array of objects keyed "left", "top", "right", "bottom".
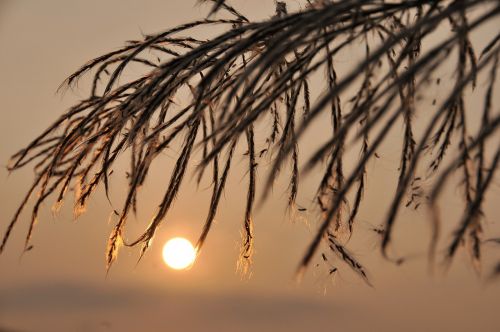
[{"left": 2, "top": 0, "right": 500, "bottom": 282}]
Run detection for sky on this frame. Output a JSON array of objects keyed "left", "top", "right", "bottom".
[{"left": 0, "top": 1, "right": 499, "bottom": 331}]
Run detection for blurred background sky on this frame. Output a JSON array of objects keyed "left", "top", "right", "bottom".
[{"left": 0, "top": 1, "right": 499, "bottom": 331}]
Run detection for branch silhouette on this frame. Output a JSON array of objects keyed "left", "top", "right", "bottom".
[{"left": 2, "top": 0, "right": 500, "bottom": 281}]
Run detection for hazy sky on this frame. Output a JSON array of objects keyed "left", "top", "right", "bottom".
[{"left": 0, "top": 1, "right": 499, "bottom": 332}]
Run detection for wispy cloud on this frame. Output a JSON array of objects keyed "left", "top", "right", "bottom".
[{"left": 0, "top": 281, "right": 344, "bottom": 332}]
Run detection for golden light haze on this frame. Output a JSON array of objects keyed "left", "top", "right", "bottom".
[{"left": 0, "top": 1, "right": 499, "bottom": 331}]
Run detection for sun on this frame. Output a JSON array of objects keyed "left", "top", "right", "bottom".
[{"left": 162, "top": 237, "right": 197, "bottom": 270}]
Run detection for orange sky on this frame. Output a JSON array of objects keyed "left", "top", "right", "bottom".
[{"left": 0, "top": 1, "right": 499, "bottom": 331}]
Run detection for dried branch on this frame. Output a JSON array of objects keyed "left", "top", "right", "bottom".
[{"left": 2, "top": 0, "right": 499, "bottom": 282}]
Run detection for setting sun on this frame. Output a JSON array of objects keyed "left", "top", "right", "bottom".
[{"left": 162, "top": 237, "right": 196, "bottom": 270}]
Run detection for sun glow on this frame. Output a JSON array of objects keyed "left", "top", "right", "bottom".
[{"left": 162, "top": 237, "right": 197, "bottom": 270}]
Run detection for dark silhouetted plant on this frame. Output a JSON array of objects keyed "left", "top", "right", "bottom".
[{"left": 2, "top": 0, "right": 500, "bottom": 282}]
